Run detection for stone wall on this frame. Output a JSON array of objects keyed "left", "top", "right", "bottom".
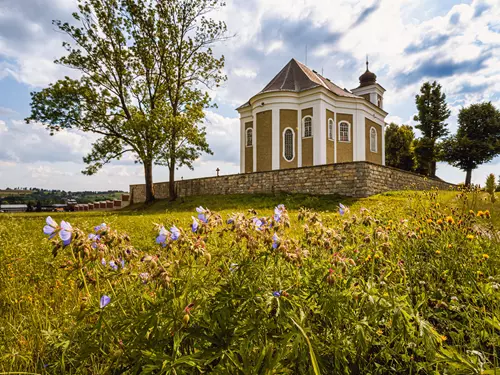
[{"left": 130, "top": 162, "right": 453, "bottom": 204}]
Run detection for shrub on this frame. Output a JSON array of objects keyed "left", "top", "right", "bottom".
[{"left": 486, "top": 173, "right": 497, "bottom": 203}]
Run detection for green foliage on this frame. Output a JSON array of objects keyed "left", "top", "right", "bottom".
[
  {"left": 413, "top": 81, "right": 451, "bottom": 177},
  {"left": 440, "top": 102, "right": 500, "bottom": 185},
  {"left": 384, "top": 123, "right": 415, "bottom": 171},
  {"left": 26, "top": 0, "right": 227, "bottom": 202},
  {"left": 1, "top": 190, "right": 499, "bottom": 374},
  {"left": 485, "top": 174, "right": 496, "bottom": 203}
]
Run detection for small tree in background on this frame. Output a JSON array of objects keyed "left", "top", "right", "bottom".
[
  {"left": 413, "top": 81, "right": 451, "bottom": 177},
  {"left": 26, "top": 0, "right": 227, "bottom": 203},
  {"left": 440, "top": 102, "right": 500, "bottom": 185},
  {"left": 385, "top": 123, "right": 415, "bottom": 171},
  {"left": 412, "top": 137, "right": 434, "bottom": 176},
  {"left": 485, "top": 174, "right": 497, "bottom": 203}
]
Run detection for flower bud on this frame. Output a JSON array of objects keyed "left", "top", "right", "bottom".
[{"left": 183, "top": 314, "right": 190, "bottom": 326}]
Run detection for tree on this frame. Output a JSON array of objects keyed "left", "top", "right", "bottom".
[
  {"left": 440, "top": 102, "right": 500, "bottom": 185},
  {"left": 413, "top": 81, "right": 451, "bottom": 177},
  {"left": 384, "top": 123, "right": 415, "bottom": 171},
  {"left": 485, "top": 173, "right": 496, "bottom": 203},
  {"left": 26, "top": 0, "right": 226, "bottom": 203}
]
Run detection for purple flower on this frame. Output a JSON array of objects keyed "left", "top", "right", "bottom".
[
  {"left": 272, "top": 233, "right": 280, "bottom": 249},
  {"left": 88, "top": 233, "right": 100, "bottom": 249},
  {"left": 339, "top": 203, "right": 347, "bottom": 216},
  {"left": 191, "top": 217, "right": 199, "bottom": 232},
  {"left": 156, "top": 226, "right": 169, "bottom": 247},
  {"left": 100, "top": 295, "right": 111, "bottom": 309},
  {"left": 101, "top": 258, "right": 106, "bottom": 266},
  {"left": 227, "top": 218, "right": 234, "bottom": 224},
  {"left": 43, "top": 216, "right": 58, "bottom": 239},
  {"left": 59, "top": 220, "right": 73, "bottom": 246},
  {"left": 253, "top": 217, "right": 264, "bottom": 231},
  {"left": 274, "top": 205, "right": 285, "bottom": 222},
  {"left": 170, "top": 225, "right": 180, "bottom": 241},
  {"left": 139, "top": 272, "right": 150, "bottom": 284},
  {"left": 120, "top": 257, "right": 125, "bottom": 268},
  {"left": 196, "top": 206, "right": 208, "bottom": 223},
  {"left": 272, "top": 291, "right": 281, "bottom": 298},
  {"left": 94, "top": 223, "right": 107, "bottom": 232},
  {"left": 196, "top": 206, "right": 206, "bottom": 214},
  {"left": 109, "top": 260, "right": 118, "bottom": 271}
]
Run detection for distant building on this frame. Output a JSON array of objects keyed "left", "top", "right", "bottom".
[{"left": 237, "top": 58, "right": 387, "bottom": 173}]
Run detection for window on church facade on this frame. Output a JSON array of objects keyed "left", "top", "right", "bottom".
[
  {"left": 339, "top": 121, "right": 350, "bottom": 142},
  {"left": 328, "top": 119, "right": 334, "bottom": 140},
  {"left": 370, "top": 127, "right": 377, "bottom": 152},
  {"left": 246, "top": 128, "right": 253, "bottom": 147},
  {"left": 283, "top": 128, "right": 294, "bottom": 161},
  {"left": 303, "top": 116, "right": 312, "bottom": 138}
]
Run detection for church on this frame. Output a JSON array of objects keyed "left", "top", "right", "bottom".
[{"left": 237, "top": 58, "right": 387, "bottom": 173}]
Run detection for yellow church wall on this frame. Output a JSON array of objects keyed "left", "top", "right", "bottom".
[
  {"left": 245, "top": 121, "right": 253, "bottom": 173},
  {"left": 365, "top": 118, "right": 382, "bottom": 165},
  {"left": 336, "top": 113, "right": 353, "bottom": 163},
  {"left": 301, "top": 107, "right": 313, "bottom": 167},
  {"left": 326, "top": 109, "right": 335, "bottom": 164},
  {"left": 280, "top": 109, "right": 298, "bottom": 169},
  {"left": 256, "top": 110, "right": 272, "bottom": 172}
]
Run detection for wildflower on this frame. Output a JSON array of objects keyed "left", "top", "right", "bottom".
[
  {"left": 436, "top": 219, "right": 443, "bottom": 225},
  {"left": 170, "top": 225, "right": 180, "bottom": 240},
  {"left": 139, "top": 272, "right": 150, "bottom": 283},
  {"left": 272, "top": 233, "right": 280, "bottom": 249},
  {"left": 100, "top": 295, "right": 111, "bottom": 309},
  {"left": 196, "top": 206, "right": 208, "bottom": 223},
  {"left": 101, "top": 258, "right": 106, "bottom": 266},
  {"left": 274, "top": 204, "right": 285, "bottom": 222},
  {"left": 447, "top": 244, "right": 452, "bottom": 249},
  {"left": 183, "top": 314, "right": 190, "bottom": 326},
  {"left": 435, "top": 250, "right": 441, "bottom": 255},
  {"left": 365, "top": 255, "right": 372, "bottom": 262},
  {"left": 156, "top": 226, "right": 169, "bottom": 247},
  {"left": 272, "top": 291, "right": 281, "bottom": 297},
  {"left": 376, "top": 329, "right": 383, "bottom": 336},
  {"left": 109, "top": 260, "right": 118, "bottom": 271},
  {"left": 477, "top": 211, "right": 484, "bottom": 218},
  {"left": 466, "top": 234, "right": 475, "bottom": 240},
  {"left": 43, "top": 216, "right": 58, "bottom": 239},
  {"left": 59, "top": 221, "right": 73, "bottom": 246},
  {"left": 120, "top": 258, "right": 125, "bottom": 268},
  {"left": 88, "top": 233, "right": 100, "bottom": 249},
  {"left": 450, "top": 296, "right": 458, "bottom": 302},
  {"left": 426, "top": 218, "right": 433, "bottom": 224},
  {"left": 483, "top": 254, "right": 489, "bottom": 259},
  {"left": 339, "top": 203, "right": 348, "bottom": 215},
  {"left": 440, "top": 335, "right": 447, "bottom": 342},
  {"left": 445, "top": 216, "right": 454, "bottom": 224},
  {"left": 191, "top": 217, "right": 199, "bottom": 233},
  {"left": 253, "top": 217, "right": 264, "bottom": 231},
  {"left": 94, "top": 223, "right": 107, "bottom": 232},
  {"left": 229, "top": 263, "right": 238, "bottom": 273},
  {"left": 484, "top": 210, "right": 490, "bottom": 219}
]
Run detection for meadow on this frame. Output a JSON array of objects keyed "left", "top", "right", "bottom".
[{"left": 0, "top": 189, "right": 499, "bottom": 374}]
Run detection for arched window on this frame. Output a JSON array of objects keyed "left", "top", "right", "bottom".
[
  {"left": 246, "top": 128, "right": 253, "bottom": 147},
  {"left": 328, "top": 119, "right": 335, "bottom": 141},
  {"left": 283, "top": 128, "right": 295, "bottom": 161},
  {"left": 370, "top": 127, "right": 377, "bottom": 152},
  {"left": 302, "top": 116, "right": 312, "bottom": 138},
  {"left": 339, "top": 121, "right": 350, "bottom": 142}
]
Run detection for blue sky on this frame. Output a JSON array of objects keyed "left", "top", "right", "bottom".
[{"left": 0, "top": 0, "right": 499, "bottom": 191}]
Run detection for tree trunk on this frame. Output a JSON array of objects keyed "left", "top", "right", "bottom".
[
  {"left": 144, "top": 160, "right": 155, "bottom": 203},
  {"left": 169, "top": 162, "right": 177, "bottom": 201},
  {"left": 465, "top": 168, "right": 472, "bottom": 186},
  {"left": 430, "top": 160, "right": 437, "bottom": 178}
]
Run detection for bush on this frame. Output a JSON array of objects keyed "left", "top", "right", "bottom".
[{"left": 486, "top": 173, "right": 497, "bottom": 203}]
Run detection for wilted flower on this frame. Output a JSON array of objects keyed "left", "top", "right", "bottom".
[
  {"left": 43, "top": 216, "right": 58, "bottom": 239},
  {"left": 156, "top": 226, "right": 169, "bottom": 247},
  {"left": 191, "top": 217, "right": 199, "bottom": 233},
  {"left": 272, "top": 291, "right": 281, "bottom": 298},
  {"left": 170, "top": 225, "right": 180, "bottom": 240},
  {"left": 100, "top": 295, "right": 111, "bottom": 309},
  {"left": 59, "top": 221, "right": 73, "bottom": 246},
  {"left": 272, "top": 233, "right": 280, "bottom": 249}
]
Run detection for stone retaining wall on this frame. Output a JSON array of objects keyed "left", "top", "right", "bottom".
[{"left": 130, "top": 162, "right": 453, "bottom": 204}]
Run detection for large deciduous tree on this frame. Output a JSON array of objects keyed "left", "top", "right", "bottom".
[
  {"left": 384, "top": 123, "right": 415, "bottom": 171},
  {"left": 413, "top": 81, "right": 451, "bottom": 177},
  {"left": 440, "top": 102, "right": 500, "bottom": 186},
  {"left": 26, "top": 0, "right": 226, "bottom": 203}
]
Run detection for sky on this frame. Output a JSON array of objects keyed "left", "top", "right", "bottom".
[{"left": 0, "top": 0, "right": 499, "bottom": 192}]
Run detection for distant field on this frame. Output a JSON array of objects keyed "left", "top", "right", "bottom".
[
  {"left": 0, "top": 190, "right": 498, "bottom": 374},
  {"left": 0, "top": 190, "right": 32, "bottom": 196}
]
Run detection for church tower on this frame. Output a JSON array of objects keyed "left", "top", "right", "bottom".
[{"left": 351, "top": 58, "right": 385, "bottom": 110}]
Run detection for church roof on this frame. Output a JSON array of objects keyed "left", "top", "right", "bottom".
[{"left": 237, "top": 58, "right": 360, "bottom": 110}]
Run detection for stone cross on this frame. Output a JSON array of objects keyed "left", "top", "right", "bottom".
[{"left": 216, "top": 168, "right": 220, "bottom": 177}]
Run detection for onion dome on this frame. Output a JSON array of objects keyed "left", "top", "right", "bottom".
[{"left": 359, "top": 60, "right": 377, "bottom": 87}]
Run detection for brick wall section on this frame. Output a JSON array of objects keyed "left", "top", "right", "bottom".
[{"left": 129, "top": 162, "right": 453, "bottom": 203}]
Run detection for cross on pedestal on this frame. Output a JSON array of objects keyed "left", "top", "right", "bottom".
[{"left": 216, "top": 168, "right": 220, "bottom": 177}]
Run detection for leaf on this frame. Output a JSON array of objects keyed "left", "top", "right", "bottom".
[{"left": 290, "top": 317, "right": 321, "bottom": 375}]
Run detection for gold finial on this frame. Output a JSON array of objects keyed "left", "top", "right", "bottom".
[{"left": 366, "top": 54, "right": 369, "bottom": 70}]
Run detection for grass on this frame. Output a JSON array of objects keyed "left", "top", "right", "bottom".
[{"left": 0, "top": 189, "right": 499, "bottom": 374}]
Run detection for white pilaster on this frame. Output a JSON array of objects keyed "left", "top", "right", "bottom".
[
  {"left": 313, "top": 103, "right": 321, "bottom": 165},
  {"left": 240, "top": 118, "right": 245, "bottom": 173},
  {"left": 382, "top": 123, "right": 386, "bottom": 166},
  {"left": 318, "top": 100, "right": 327, "bottom": 165},
  {"left": 334, "top": 111, "right": 337, "bottom": 163},
  {"left": 272, "top": 108, "right": 280, "bottom": 170},
  {"left": 297, "top": 110, "right": 302, "bottom": 167},
  {"left": 354, "top": 110, "right": 366, "bottom": 161},
  {"left": 253, "top": 119, "right": 257, "bottom": 172}
]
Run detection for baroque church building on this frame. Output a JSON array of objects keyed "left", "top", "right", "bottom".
[{"left": 237, "top": 58, "right": 387, "bottom": 173}]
